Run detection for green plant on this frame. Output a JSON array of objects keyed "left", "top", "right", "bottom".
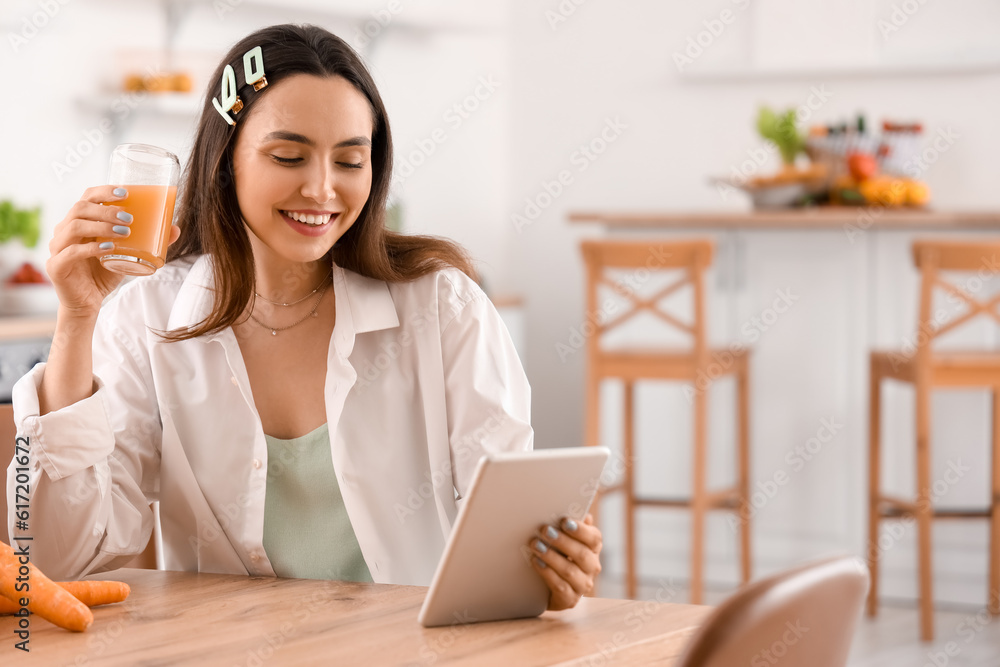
[
  {"left": 0, "top": 200, "right": 41, "bottom": 247},
  {"left": 756, "top": 107, "right": 806, "bottom": 166}
]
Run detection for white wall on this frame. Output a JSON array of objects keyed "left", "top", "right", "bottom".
[{"left": 0, "top": 0, "right": 510, "bottom": 290}]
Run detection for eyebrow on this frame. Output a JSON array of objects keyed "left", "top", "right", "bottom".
[{"left": 262, "top": 131, "right": 372, "bottom": 149}]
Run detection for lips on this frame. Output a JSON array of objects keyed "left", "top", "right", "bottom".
[{"left": 279, "top": 210, "right": 340, "bottom": 237}]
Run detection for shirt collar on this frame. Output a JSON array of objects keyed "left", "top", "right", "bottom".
[{"left": 168, "top": 254, "right": 400, "bottom": 345}]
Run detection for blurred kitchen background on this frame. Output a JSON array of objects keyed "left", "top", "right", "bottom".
[{"left": 2, "top": 0, "right": 1000, "bottom": 662}]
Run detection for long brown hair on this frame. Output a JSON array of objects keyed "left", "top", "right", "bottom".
[{"left": 163, "top": 24, "right": 476, "bottom": 341}]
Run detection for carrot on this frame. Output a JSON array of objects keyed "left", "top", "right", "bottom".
[
  {"left": 0, "top": 580, "right": 130, "bottom": 614},
  {"left": 0, "top": 540, "right": 93, "bottom": 632}
]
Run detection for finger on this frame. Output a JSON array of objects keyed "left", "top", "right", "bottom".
[
  {"left": 536, "top": 523, "right": 602, "bottom": 575},
  {"left": 49, "top": 215, "right": 131, "bottom": 256},
  {"left": 530, "top": 537, "right": 594, "bottom": 598},
  {"left": 49, "top": 239, "right": 118, "bottom": 271},
  {"left": 561, "top": 515, "right": 603, "bottom": 553},
  {"left": 81, "top": 185, "right": 130, "bottom": 205},
  {"left": 167, "top": 224, "right": 181, "bottom": 246},
  {"left": 530, "top": 554, "right": 577, "bottom": 611}
]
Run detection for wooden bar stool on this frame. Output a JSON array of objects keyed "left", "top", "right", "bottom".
[
  {"left": 581, "top": 239, "right": 752, "bottom": 604},
  {"left": 868, "top": 239, "right": 1000, "bottom": 641}
]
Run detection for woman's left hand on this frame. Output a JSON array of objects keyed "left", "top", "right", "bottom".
[{"left": 528, "top": 514, "right": 603, "bottom": 611}]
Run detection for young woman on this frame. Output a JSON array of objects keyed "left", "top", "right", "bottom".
[{"left": 10, "top": 24, "right": 601, "bottom": 611}]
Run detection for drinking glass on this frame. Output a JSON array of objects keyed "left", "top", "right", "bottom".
[{"left": 99, "top": 143, "right": 180, "bottom": 276}]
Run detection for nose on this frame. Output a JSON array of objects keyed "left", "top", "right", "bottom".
[{"left": 300, "top": 160, "right": 336, "bottom": 204}]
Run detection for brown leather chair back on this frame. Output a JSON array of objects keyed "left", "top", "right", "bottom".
[{"left": 676, "top": 556, "right": 869, "bottom": 667}]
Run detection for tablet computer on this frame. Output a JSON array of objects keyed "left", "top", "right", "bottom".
[{"left": 418, "top": 446, "right": 610, "bottom": 627}]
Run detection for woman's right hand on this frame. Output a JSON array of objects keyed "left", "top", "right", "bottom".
[
  {"left": 39, "top": 186, "right": 180, "bottom": 414},
  {"left": 46, "top": 186, "right": 179, "bottom": 315},
  {"left": 47, "top": 186, "right": 133, "bottom": 315}
]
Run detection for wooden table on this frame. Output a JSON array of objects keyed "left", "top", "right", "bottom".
[{"left": 2, "top": 568, "right": 712, "bottom": 665}]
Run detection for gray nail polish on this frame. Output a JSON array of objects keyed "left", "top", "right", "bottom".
[
  {"left": 534, "top": 539, "right": 548, "bottom": 554},
  {"left": 99, "top": 241, "right": 114, "bottom": 250},
  {"left": 113, "top": 187, "right": 127, "bottom": 197},
  {"left": 113, "top": 225, "right": 130, "bottom": 236},
  {"left": 564, "top": 519, "right": 578, "bottom": 532},
  {"left": 116, "top": 211, "right": 133, "bottom": 223},
  {"left": 535, "top": 557, "right": 547, "bottom": 569},
  {"left": 545, "top": 525, "right": 559, "bottom": 541}
]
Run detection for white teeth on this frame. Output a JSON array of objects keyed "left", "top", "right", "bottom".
[{"left": 283, "top": 211, "right": 332, "bottom": 226}]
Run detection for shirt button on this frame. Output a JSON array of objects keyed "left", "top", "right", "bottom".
[
  {"left": 253, "top": 459, "right": 262, "bottom": 469},
  {"left": 231, "top": 376, "right": 239, "bottom": 386},
  {"left": 250, "top": 552, "right": 260, "bottom": 562}
]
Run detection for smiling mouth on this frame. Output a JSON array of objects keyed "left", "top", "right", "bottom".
[{"left": 280, "top": 210, "right": 338, "bottom": 226}]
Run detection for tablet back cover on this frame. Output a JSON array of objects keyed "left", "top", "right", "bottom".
[{"left": 419, "top": 447, "right": 609, "bottom": 627}]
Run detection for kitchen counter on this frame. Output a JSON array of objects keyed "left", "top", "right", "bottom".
[
  {"left": 0, "top": 315, "right": 56, "bottom": 341},
  {"left": 569, "top": 208, "right": 1000, "bottom": 229}
]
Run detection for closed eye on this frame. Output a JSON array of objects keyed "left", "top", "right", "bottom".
[
  {"left": 338, "top": 162, "right": 364, "bottom": 169},
  {"left": 270, "top": 155, "right": 302, "bottom": 165}
]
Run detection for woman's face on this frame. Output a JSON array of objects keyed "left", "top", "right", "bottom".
[{"left": 232, "top": 73, "right": 375, "bottom": 266}]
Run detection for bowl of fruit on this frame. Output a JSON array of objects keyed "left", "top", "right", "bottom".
[
  {"left": 829, "top": 151, "right": 931, "bottom": 208},
  {"left": 0, "top": 262, "right": 58, "bottom": 316}
]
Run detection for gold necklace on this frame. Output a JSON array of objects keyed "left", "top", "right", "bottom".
[
  {"left": 254, "top": 271, "right": 332, "bottom": 307},
  {"left": 248, "top": 280, "right": 331, "bottom": 336}
]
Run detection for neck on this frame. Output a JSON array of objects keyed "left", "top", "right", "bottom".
[{"left": 252, "top": 252, "right": 331, "bottom": 306}]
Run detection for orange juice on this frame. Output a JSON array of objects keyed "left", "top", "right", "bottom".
[{"left": 99, "top": 184, "right": 177, "bottom": 276}]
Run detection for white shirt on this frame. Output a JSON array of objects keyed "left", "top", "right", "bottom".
[{"left": 6, "top": 254, "right": 533, "bottom": 584}]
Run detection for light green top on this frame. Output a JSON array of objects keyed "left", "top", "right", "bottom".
[{"left": 262, "top": 423, "right": 373, "bottom": 582}]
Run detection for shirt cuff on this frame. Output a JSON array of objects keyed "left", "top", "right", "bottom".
[{"left": 12, "top": 363, "right": 116, "bottom": 481}]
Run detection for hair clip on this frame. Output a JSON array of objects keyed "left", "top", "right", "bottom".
[{"left": 212, "top": 45, "right": 266, "bottom": 125}]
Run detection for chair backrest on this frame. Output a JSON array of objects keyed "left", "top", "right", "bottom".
[
  {"left": 675, "top": 556, "right": 869, "bottom": 667},
  {"left": 911, "top": 239, "right": 1000, "bottom": 349},
  {"left": 579, "top": 239, "right": 714, "bottom": 357}
]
